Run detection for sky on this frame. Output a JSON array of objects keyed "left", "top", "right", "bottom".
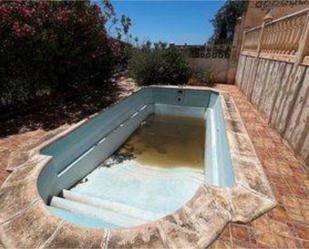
[{"left": 99, "top": 1, "right": 226, "bottom": 45}]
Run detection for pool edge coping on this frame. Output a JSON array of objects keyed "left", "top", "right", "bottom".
[{"left": 0, "top": 86, "right": 276, "bottom": 249}]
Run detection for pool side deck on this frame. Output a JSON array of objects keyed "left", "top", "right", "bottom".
[
  {"left": 0, "top": 83, "right": 308, "bottom": 248},
  {"left": 210, "top": 84, "right": 309, "bottom": 249}
]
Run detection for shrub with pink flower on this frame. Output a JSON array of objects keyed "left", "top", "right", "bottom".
[{"left": 0, "top": 0, "right": 125, "bottom": 109}]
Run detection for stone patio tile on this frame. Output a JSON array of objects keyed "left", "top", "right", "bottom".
[
  {"left": 268, "top": 174, "right": 286, "bottom": 186},
  {"left": 0, "top": 201, "right": 62, "bottom": 249},
  {"left": 227, "top": 132, "right": 256, "bottom": 157},
  {"left": 273, "top": 182, "right": 293, "bottom": 196},
  {"left": 155, "top": 185, "right": 231, "bottom": 249},
  {"left": 281, "top": 195, "right": 302, "bottom": 209},
  {"left": 278, "top": 162, "right": 295, "bottom": 176},
  {"left": 301, "top": 239, "right": 309, "bottom": 248},
  {"left": 0, "top": 180, "right": 39, "bottom": 224},
  {"left": 158, "top": 209, "right": 229, "bottom": 249},
  {"left": 290, "top": 187, "right": 308, "bottom": 198},
  {"left": 230, "top": 223, "right": 250, "bottom": 243},
  {"left": 254, "top": 226, "right": 278, "bottom": 248},
  {"left": 230, "top": 238, "right": 256, "bottom": 249},
  {"left": 0, "top": 151, "right": 9, "bottom": 183},
  {"left": 304, "top": 179, "right": 309, "bottom": 189},
  {"left": 262, "top": 159, "right": 283, "bottom": 175},
  {"left": 1, "top": 156, "right": 45, "bottom": 188},
  {"left": 224, "top": 118, "right": 245, "bottom": 134},
  {"left": 6, "top": 151, "right": 31, "bottom": 172},
  {"left": 6, "top": 126, "right": 67, "bottom": 171},
  {"left": 267, "top": 205, "right": 290, "bottom": 223},
  {"left": 42, "top": 222, "right": 104, "bottom": 249},
  {"left": 209, "top": 239, "right": 233, "bottom": 249},
  {"left": 105, "top": 223, "right": 166, "bottom": 249},
  {"left": 293, "top": 223, "right": 309, "bottom": 241},
  {"left": 273, "top": 234, "right": 299, "bottom": 249},
  {"left": 219, "top": 224, "right": 232, "bottom": 241},
  {"left": 285, "top": 208, "right": 308, "bottom": 224},
  {"left": 230, "top": 186, "right": 276, "bottom": 223},
  {"left": 268, "top": 219, "right": 296, "bottom": 238},
  {"left": 231, "top": 154, "right": 274, "bottom": 199}
]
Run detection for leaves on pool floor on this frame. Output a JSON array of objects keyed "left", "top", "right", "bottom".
[{"left": 100, "top": 144, "right": 138, "bottom": 168}]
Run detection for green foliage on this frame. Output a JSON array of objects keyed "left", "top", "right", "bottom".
[
  {"left": 208, "top": 0, "right": 247, "bottom": 44},
  {"left": 128, "top": 42, "right": 191, "bottom": 86},
  {"left": 0, "top": 0, "right": 129, "bottom": 110},
  {"left": 117, "top": 43, "right": 134, "bottom": 72},
  {"left": 195, "top": 70, "right": 214, "bottom": 86}
]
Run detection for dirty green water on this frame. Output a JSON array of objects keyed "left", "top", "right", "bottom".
[{"left": 115, "top": 114, "right": 205, "bottom": 171}]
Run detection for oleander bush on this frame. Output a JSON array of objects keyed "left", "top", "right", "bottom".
[
  {"left": 128, "top": 42, "right": 191, "bottom": 85},
  {"left": 0, "top": 0, "right": 120, "bottom": 110}
]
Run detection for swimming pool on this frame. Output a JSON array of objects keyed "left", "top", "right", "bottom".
[
  {"left": 0, "top": 86, "right": 276, "bottom": 249},
  {"left": 38, "top": 87, "right": 234, "bottom": 228}
]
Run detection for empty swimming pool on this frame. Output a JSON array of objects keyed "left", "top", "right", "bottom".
[{"left": 37, "top": 86, "right": 235, "bottom": 228}]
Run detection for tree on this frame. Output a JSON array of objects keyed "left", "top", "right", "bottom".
[{"left": 208, "top": 0, "right": 247, "bottom": 44}]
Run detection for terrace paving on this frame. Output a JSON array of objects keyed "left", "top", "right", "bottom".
[
  {"left": 210, "top": 84, "right": 309, "bottom": 249},
  {"left": 0, "top": 83, "right": 308, "bottom": 248}
]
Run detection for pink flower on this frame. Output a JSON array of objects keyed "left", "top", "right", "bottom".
[
  {"left": 22, "top": 24, "right": 34, "bottom": 34},
  {"left": 37, "top": 18, "right": 43, "bottom": 27},
  {"left": 12, "top": 22, "right": 35, "bottom": 37},
  {"left": 20, "top": 8, "right": 31, "bottom": 17},
  {"left": 12, "top": 21, "right": 21, "bottom": 35},
  {"left": 0, "top": 7, "right": 10, "bottom": 17}
]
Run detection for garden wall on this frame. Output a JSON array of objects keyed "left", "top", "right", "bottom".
[
  {"left": 176, "top": 45, "right": 231, "bottom": 83},
  {"left": 236, "top": 55, "right": 309, "bottom": 166},
  {"left": 188, "top": 58, "right": 229, "bottom": 83}
]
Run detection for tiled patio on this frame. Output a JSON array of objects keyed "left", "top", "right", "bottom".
[
  {"left": 0, "top": 84, "right": 308, "bottom": 249},
  {"left": 210, "top": 85, "right": 309, "bottom": 249}
]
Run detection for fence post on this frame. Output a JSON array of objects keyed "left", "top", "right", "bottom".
[
  {"left": 295, "top": 9, "right": 309, "bottom": 65},
  {"left": 256, "top": 13, "right": 274, "bottom": 57},
  {"left": 240, "top": 30, "right": 247, "bottom": 52}
]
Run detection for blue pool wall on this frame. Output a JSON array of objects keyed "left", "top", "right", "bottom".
[
  {"left": 39, "top": 89, "right": 153, "bottom": 201},
  {"left": 38, "top": 87, "right": 235, "bottom": 202},
  {"left": 205, "top": 93, "right": 234, "bottom": 187}
]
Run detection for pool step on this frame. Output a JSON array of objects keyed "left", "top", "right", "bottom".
[
  {"left": 62, "top": 189, "right": 163, "bottom": 220},
  {"left": 120, "top": 163, "right": 204, "bottom": 182},
  {"left": 47, "top": 206, "right": 118, "bottom": 228},
  {"left": 50, "top": 195, "right": 147, "bottom": 227}
]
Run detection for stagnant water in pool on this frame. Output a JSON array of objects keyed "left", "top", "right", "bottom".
[
  {"left": 66, "top": 113, "right": 205, "bottom": 227},
  {"left": 113, "top": 114, "right": 205, "bottom": 170}
]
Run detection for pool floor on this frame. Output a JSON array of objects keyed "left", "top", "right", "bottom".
[
  {"left": 115, "top": 113, "right": 205, "bottom": 170},
  {"left": 49, "top": 113, "right": 206, "bottom": 228}
]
